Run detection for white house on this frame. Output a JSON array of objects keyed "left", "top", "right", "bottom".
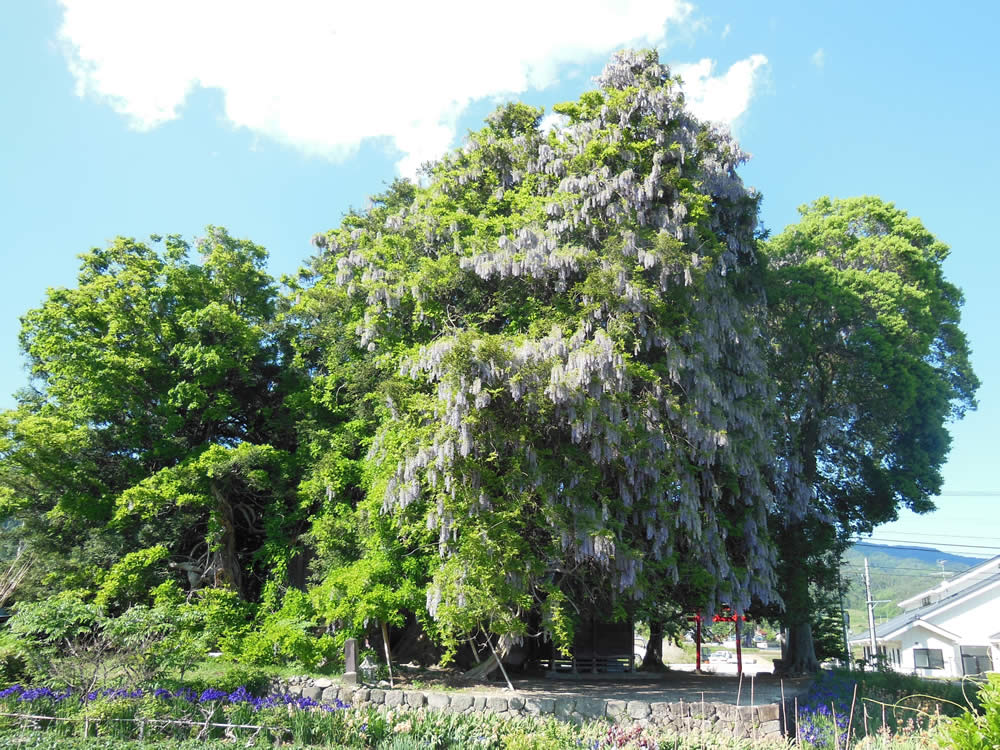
[{"left": 849, "top": 555, "right": 1000, "bottom": 678}]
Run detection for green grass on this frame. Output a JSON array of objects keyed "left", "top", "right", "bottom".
[{"left": 0, "top": 734, "right": 246, "bottom": 749}]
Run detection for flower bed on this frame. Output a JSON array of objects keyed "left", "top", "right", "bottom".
[
  {"left": 0, "top": 682, "right": 794, "bottom": 749},
  {"left": 0, "top": 683, "right": 351, "bottom": 744},
  {"left": 794, "top": 669, "right": 975, "bottom": 748}
]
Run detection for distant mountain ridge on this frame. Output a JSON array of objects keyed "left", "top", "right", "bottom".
[
  {"left": 849, "top": 542, "right": 984, "bottom": 568},
  {"left": 840, "top": 543, "right": 988, "bottom": 635}
]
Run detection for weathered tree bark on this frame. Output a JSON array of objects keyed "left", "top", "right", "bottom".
[
  {"left": 773, "top": 408, "right": 823, "bottom": 676},
  {"left": 640, "top": 620, "right": 668, "bottom": 671},
  {"left": 209, "top": 483, "right": 243, "bottom": 598}
]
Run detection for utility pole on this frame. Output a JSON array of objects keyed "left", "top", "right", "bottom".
[
  {"left": 837, "top": 566, "right": 851, "bottom": 670},
  {"left": 864, "top": 558, "right": 878, "bottom": 666}
]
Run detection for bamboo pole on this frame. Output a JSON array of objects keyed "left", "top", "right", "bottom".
[
  {"left": 780, "top": 679, "right": 786, "bottom": 737},
  {"left": 485, "top": 633, "right": 515, "bottom": 692},
  {"left": 845, "top": 682, "right": 858, "bottom": 746},
  {"left": 380, "top": 620, "right": 395, "bottom": 688}
]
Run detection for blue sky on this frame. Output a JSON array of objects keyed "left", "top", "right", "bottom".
[{"left": 2, "top": 1, "right": 998, "bottom": 558}]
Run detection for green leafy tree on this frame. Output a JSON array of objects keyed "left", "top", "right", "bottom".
[
  {"left": 2, "top": 228, "right": 305, "bottom": 604},
  {"left": 300, "top": 50, "right": 778, "bottom": 658},
  {"left": 764, "top": 196, "right": 978, "bottom": 673}
]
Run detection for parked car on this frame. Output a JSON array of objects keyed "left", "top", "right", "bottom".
[{"left": 707, "top": 650, "right": 736, "bottom": 664}]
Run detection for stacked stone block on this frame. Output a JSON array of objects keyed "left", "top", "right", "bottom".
[{"left": 268, "top": 677, "right": 783, "bottom": 741}]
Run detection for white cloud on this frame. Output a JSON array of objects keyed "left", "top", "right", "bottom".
[
  {"left": 721, "top": 23, "right": 731, "bottom": 39},
  {"left": 811, "top": 48, "right": 825, "bottom": 68},
  {"left": 57, "top": 0, "right": 699, "bottom": 175},
  {"left": 672, "top": 55, "right": 769, "bottom": 127},
  {"left": 539, "top": 112, "right": 569, "bottom": 135}
]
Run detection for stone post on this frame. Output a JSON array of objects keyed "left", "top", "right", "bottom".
[{"left": 344, "top": 637, "right": 359, "bottom": 686}]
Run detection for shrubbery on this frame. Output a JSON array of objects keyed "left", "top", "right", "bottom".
[
  {"left": 8, "top": 666, "right": 996, "bottom": 748},
  {"left": 238, "top": 588, "right": 335, "bottom": 670},
  {"left": 7, "top": 591, "right": 211, "bottom": 690},
  {"left": 938, "top": 673, "right": 1000, "bottom": 750},
  {"left": 4, "top": 583, "right": 336, "bottom": 693}
]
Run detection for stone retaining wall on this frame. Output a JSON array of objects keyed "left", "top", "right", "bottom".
[{"left": 268, "top": 677, "right": 784, "bottom": 741}]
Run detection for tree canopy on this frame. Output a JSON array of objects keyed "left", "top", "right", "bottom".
[
  {"left": 296, "top": 50, "right": 779, "bottom": 656},
  {"left": 0, "top": 51, "right": 978, "bottom": 676},
  {"left": 2, "top": 229, "right": 305, "bottom": 607},
  {"left": 763, "top": 196, "right": 978, "bottom": 672}
]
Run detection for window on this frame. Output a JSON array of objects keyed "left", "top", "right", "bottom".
[
  {"left": 913, "top": 648, "right": 944, "bottom": 669},
  {"left": 961, "top": 646, "right": 993, "bottom": 675},
  {"left": 863, "top": 645, "right": 901, "bottom": 666}
]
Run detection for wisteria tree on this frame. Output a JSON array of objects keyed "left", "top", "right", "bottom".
[
  {"left": 764, "top": 196, "right": 978, "bottom": 673},
  {"left": 301, "top": 50, "right": 779, "bottom": 658}
]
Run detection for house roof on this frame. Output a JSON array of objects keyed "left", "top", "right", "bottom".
[
  {"left": 898, "top": 555, "right": 1000, "bottom": 610},
  {"left": 849, "top": 570, "right": 1000, "bottom": 644}
]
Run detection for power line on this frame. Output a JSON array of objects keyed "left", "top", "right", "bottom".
[
  {"left": 938, "top": 491, "right": 1000, "bottom": 496},
  {"left": 844, "top": 563, "right": 966, "bottom": 578},
  {"left": 855, "top": 539, "right": 1000, "bottom": 552},
  {"left": 863, "top": 530, "right": 1000, "bottom": 541}
]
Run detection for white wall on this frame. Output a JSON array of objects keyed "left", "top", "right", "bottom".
[
  {"left": 896, "top": 583, "right": 1000, "bottom": 677},
  {"left": 934, "top": 582, "right": 1000, "bottom": 644},
  {"left": 898, "top": 624, "right": 961, "bottom": 678}
]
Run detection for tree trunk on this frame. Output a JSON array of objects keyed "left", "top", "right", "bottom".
[
  {"left": 783, "top": 621, "right": 820, "bottom": 674},
  {"left": 776, "top": 520, "right": 820, "bottom": 675},
  {"left": 463, "top": 652, "right": 499, "bottom": 680},
  {"left": 640, "top": 620, "right": 667, "bottom": 671},
  {"left": 388, "top": 615, "right": 443, "bottom": 667},
  {"left": 209, "top": 483, "right": 243, "bottom": 598}
]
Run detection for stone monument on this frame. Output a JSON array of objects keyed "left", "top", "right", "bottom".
[{"left": 343, "top": 637, "right": 359, "bottom": 686}]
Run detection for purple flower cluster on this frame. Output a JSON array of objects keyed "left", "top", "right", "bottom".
[
  {"left": 797, "top": 672, "right": 853, "bottom": 748},
  {"left": 0, "top": 684, "right": 351, "bottom": 714},
  {"left": 0, "top": 685, "right": 72, "bottom": 702}
]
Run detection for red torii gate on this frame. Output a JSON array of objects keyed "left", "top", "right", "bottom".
[{"left": 688, "top": 608, "right": 746, "bottom": 675}]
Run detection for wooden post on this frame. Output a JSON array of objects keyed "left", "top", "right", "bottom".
[
  {"left": 628, "top": 616, "right": 635, "bottom": 673},
  {"left": 736, "top": 615, "right": 743, "bottom": 676},
  {"left": 695, "top": 613, "right": 702, "bottom": 673}
]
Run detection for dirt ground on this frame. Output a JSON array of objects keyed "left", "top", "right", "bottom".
[
  {"left": 508, "top": 672, "right": 813, "bottom": 706},
  {"left": 391, "top": 667, "right": 813, "bottom": 707}
]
